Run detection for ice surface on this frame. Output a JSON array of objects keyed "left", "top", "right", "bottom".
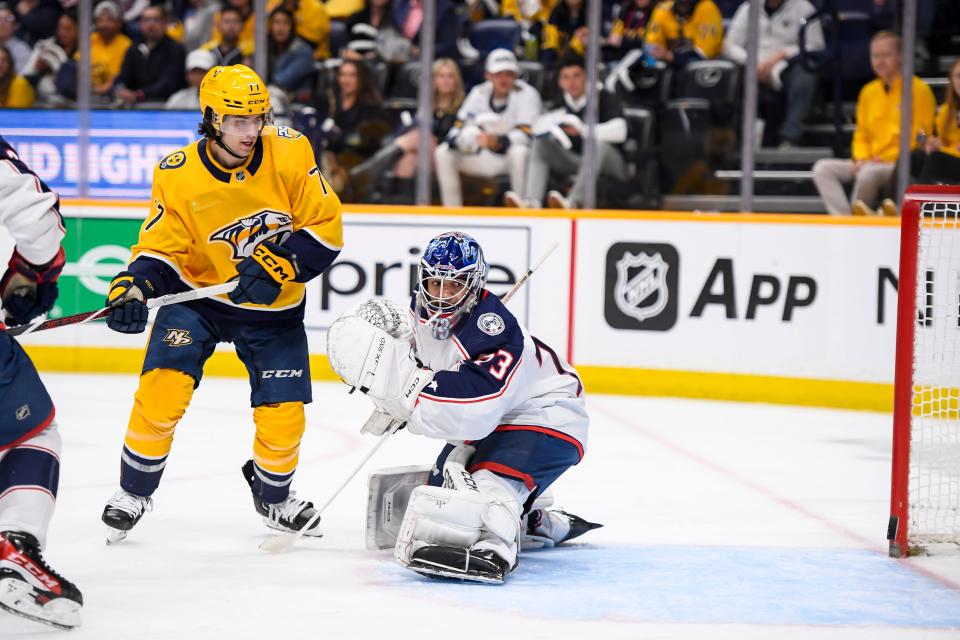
[{"left": 2, "top": 373, "right": 959, "bottom": 639}]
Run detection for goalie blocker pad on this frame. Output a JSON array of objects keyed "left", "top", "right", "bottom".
[{"left": 365, "top": 465, "right": 433, "bottom": 550}]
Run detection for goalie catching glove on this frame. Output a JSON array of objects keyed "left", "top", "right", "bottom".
[
  {"left": 228, "top": 241, "right": 300, "bottom": 306},
  {"left": 327, "top": 298, "right": 434, "bottom": 423}
]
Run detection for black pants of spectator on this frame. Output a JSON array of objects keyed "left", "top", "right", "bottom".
[
  {"left": 909, "top": 149, "right": 960, "bottom": 186},
  {"left": 759, "top": 62, "right": 817, "bottom": 147}
]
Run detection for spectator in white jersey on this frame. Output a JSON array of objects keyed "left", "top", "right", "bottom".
[
  {"left": 435, "top": 48, "right": 543, "bottom": 207},
  {"left": 723, "top": 0, "right": 823, "bottom": 148},
  {"left": 505, "top": 53, "right": 627, "bottom": 209},
  {"left": 164, "top": 47, "right": 215, "bottom": 109}
]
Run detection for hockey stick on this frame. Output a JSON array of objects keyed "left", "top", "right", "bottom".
[
  {"left": 259, "top": 418, "right": 405, "bottom": 553},
  {"left": 8, "top": 281, "right": 239, "bottom": 338},
  {"left": 259, "top": 241, "right": 561, "bottom": 553},
  {"left": 501, "top": 241, "right": 558, "bottom": 305}
]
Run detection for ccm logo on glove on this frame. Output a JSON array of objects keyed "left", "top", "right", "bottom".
[
  {"left": 228, "top": 241, "right": 301, "bottom": 305},
  {"left": 252, "top": 243, "right": 297, "bottom": 282}
]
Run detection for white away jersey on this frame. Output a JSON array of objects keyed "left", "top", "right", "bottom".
[
  {"left": 406, "top": 291, "right": 588, "bottom": 459},
  {"left": 0, "top": 137, "right": 64, "bottom": 267},
  {"left": 451, "top": 79, "right": 543, "bottom": 147}
]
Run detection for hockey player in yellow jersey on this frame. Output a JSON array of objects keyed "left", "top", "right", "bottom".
[{"left": 100, "top": 65, "right": 343, "bottom": 544}]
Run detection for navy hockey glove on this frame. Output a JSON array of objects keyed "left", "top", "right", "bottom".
[
  {"left": 228, "top": 241, "right": 300, "bottom": 306},
  {"left": 105, "top": 271, "right": 154, "bottom": 333},
  {"left": 0, "top": 247, "right": 65, "bottom": 326}
]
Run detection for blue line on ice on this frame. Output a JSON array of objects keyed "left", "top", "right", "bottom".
[{"left": 392, "top": 545, "right": 960, "bottom": 627}]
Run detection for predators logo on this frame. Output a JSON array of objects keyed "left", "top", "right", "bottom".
[{"left": 210, "top": 210, "right": 293, "bottom": 260}]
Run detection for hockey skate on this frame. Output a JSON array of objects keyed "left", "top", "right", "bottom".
[
  {"left": 408, "top": 545, "right": 515, "bottom": 585},
  {"left": 102, "top": 489, "right": 154, "bottom": 544},
  {"left": 0, "top": 531, "right": 83, "bottom": 630},
  {"left": 242, "top": 461, "right": 323, "bottom": 537},
  {"left": 521, "top": 509, "right": 603, "bottom": 549}
]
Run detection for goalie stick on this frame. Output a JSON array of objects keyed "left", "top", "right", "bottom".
[
  {"left": 259, "top": 241, "right": 561, "bottom": 553},
  {"left": 7, "top": 281, "right": 239, "bottom": 337}
]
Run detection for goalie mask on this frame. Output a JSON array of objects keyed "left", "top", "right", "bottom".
[{"left": 415, "top": 232, "right": 488, "bottom": 340}]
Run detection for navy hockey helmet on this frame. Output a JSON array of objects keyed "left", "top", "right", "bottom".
[{"left": 416, "top": 231, "right": 488, "bottom": 339}]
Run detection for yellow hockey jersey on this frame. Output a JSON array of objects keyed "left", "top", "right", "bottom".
[{"left": 129, "top": 126, "right": 342, "bottom": 324}]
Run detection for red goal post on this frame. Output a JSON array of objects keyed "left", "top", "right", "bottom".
[{"left": 889, "top": 185, "right": 960, "bottom": 557}]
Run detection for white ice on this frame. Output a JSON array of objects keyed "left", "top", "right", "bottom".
[{"left": 2, "top": 373, "right": 960, "bottom": 640}]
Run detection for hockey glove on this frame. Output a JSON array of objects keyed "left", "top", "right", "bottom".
[
  {"left": 105, "top": 271, "right": 154, "bottom": 334},
  {"left": 228, "top": 241, "right": 300, "bottom": 306},
  {"left": 0, "top": 247, "right": 65, "bottom": 326}
]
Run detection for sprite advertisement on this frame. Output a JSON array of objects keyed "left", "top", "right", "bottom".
[{"left": 53, "top": 217, "right": 143, "bottom": 318}]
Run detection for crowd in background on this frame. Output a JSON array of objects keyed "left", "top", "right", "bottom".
[{"left": 0, "top": 0, "right": 958, "bottom": 211}]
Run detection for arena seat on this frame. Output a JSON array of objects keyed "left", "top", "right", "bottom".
[
  {"left": 468, "top": 19, "right": 522, "bottom": 57},
  {"left": 675, "top": 59, "right": 741, "bottom": 128},
  {"left": 328, "top": 20, "right": 348, "bottom": 58}
]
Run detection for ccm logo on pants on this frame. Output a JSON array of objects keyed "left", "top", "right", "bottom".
[{"left": 261, "top": 369, "right": 304, "bottom": 378}]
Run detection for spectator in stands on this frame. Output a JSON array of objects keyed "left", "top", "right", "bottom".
[
  {"left": 0, "top": 4, "right": 30, "bottom": 71},
  {"left": 645, "top": 0, "right": 722, "bottom": 68},
  {"left": 206, "top": 0, "right": 253, "bottom": 55},
  {"left": 266, "top": 6, "right": 314, "bottom": 94},
  {"left": 350, "top": 57, "right": 466, "bottom": 201},
  {"left": 812, "top": 31, "right": 935, "bottom": 216},
  {"left": 723, "top": 0, "right": 823, "bottom": 148},
  {"left": 20, "top": 9, "right": 77, "bottom": 104},
  {"left": 117, "top": 0, "right": 150, "bottom": 24},
  {"left": 504, "top": 54, "right": 626, "bottom": 209},
  {"left": 115, "top": 4, "right": 186, "bottom": 106},
  {"left": 325, "top": 0, "right": 363, "bottom": 20},
  {"left": 320, "top": 59, "right": 393, "bottom": 202},
  {"left": 0, "top": 43, "right": 33, "bottom": 106},
  {"left": 911, "top": 58, "right": 960, "bottom": 185},
  {"left": 392, "top": 0, "right": 459, "bottom": 61},
  {"left": 11, "top": 0, "right": 60, "bottom": 44},
  {"left": 607, "top": 0, "right": 652, "bottom": 58},
  {"left": 165, "top": 46, "right": 214, "bottom": 109},
  {"left": 343, "top": 0, "right": 403, "bottom": 62},
  {"left": 202, "top": 5, "right": 251, "bottom": 66},
  {"left": 91, "top": 1, "right": 131, "bottom": 96},
  {"left": 268, "top": 0, "right": 330, "bottom": 59},
  {"left": 168, "top": 0, "right": 219, "bottom": 52},
  {"left": 540, "top": 0, "right": 612, "bottom": 67},
  {"left": 541, "top": 0, "right": 586, "bottom": 63},
  {"left": 435, "top": 49, "right": 542, "bottom": 207}
]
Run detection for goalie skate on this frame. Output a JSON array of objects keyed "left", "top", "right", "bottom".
[
  {"left": 408, "top": 545, "right": 514, "bottom": 585},
  {"left": 102, "top": 489, "right": 154, "bottom": 544},
  {"left": 522, "top": 509, "right": 602, "bottom": 549},
  {"left": 0, "top": 531, "right": 82, "bottom": 630}
]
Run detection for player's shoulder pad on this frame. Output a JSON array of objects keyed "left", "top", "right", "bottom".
[
  {"left": 158, "top": 148, "right": 188, "bottom": 171},
  {"left": 455, "top": 292, "right": 523, "bottom": 358},
  {"left": 271, "top": 125, "right": 305, "bottom": 140}
]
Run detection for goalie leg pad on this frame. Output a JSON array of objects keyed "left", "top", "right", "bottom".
[
  {"left": 394, "top": 484, "right": 489, "bottom": 567},
  {"left": 365, "top": 464, "right": 433, "bottom": 550}
]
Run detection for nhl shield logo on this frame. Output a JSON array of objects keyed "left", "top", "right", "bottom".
[
  {"left": 615, "top": 252, "right": 669, "bottom": 322},
  {"left": 15, "top": 404, "right": 30, "bottom": 421},
  {"left": 604, "top": 242, "right": 679, "bottom": 331}
]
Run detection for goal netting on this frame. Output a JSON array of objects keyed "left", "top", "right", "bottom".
[{"left": 889, "top": 186, "right": 960, "bottom": 557}]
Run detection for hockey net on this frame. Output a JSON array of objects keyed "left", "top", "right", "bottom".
[{"left": 889, "top": 186, "right": 960, "bottom": 557}]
